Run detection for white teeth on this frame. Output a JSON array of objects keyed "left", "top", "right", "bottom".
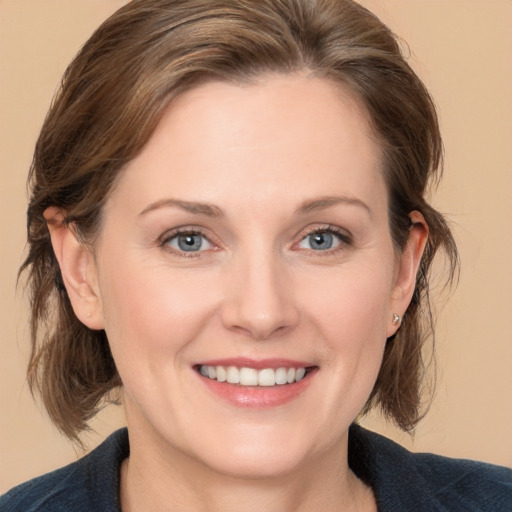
[
  {"left": 226, "top": 366, "right": 240, "bottom": 384},
  {"left": 239, "top": 367, "right": 258, "bottom": 386},
  {"left": 198, "top": 365, "right": 310, "bottom": 386},
  {"left": 216, "top": 366, "right": 226, "bottom": 382},
  {"left": 275, "top": 367, "right": 288, "bottom": 385},
  {"left": 258, "top": 368, "right": 276, "bottom": 386}
]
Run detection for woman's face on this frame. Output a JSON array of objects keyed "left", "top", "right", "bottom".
[{"left": 86, "top": 74, "right": 413, "bottom": 478}]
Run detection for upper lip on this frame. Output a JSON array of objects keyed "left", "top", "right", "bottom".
[{"left": 195, "top": 357, "right": 316, "bottom": 370}]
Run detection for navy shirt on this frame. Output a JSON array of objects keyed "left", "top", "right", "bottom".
[{"left": 2, "top": 425, "right": 511, "bottom": 511}]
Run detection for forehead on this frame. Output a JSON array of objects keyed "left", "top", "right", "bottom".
[
  {"left": 155, "top": 73, "right": 379, "bottom": 166},
  {"left": 107, "top": 74, "right": 386, "bottom": 217}
]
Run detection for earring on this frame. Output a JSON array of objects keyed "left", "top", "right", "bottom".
[{"left": 392, "top": 313, "right": 401, "bottom": 326}]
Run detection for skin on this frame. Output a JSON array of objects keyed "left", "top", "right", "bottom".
[{"left": 47, "top": 74, "right": 427, "bottom": 511}]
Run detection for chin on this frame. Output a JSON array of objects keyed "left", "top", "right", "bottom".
[
  {"left": 200, "top": 445, "right": 310, "bottom": 480},
  {"left": 180, "top": 419, "right": 338, "bottom": 480}
]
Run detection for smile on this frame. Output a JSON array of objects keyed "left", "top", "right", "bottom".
[
  {"left": 198, "top": 365, "right": 309, "bottom": 386},
  {"left": 194, "top": 359, "right": 318, "bottom": 408}
]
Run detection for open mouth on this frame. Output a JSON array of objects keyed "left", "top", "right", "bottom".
[{"left": 195, "top": 364, "right": 317, "bottom": 387}]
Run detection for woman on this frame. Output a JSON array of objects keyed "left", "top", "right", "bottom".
[{"left": 1, "top": 0, "right": 510, "bottom": 510}]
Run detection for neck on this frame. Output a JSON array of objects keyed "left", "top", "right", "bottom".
[{"left": 120, "top": 425, "right": 375, "bottom": 512}]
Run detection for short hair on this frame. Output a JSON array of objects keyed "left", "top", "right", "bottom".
[{"left": 21, "top": 0, "right": 458, "bottom": 442}]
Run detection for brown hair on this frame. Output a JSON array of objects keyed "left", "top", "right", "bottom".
[{"left": 21, "top": 0, "right": 458, "bottom": 442}]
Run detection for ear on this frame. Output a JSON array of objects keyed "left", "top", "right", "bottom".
[
  {"left": 44, "top": 206, "right": 104, "bottom": 330},
  {"left": 387, "top": 211, "right": 428, "bottom": 337}
]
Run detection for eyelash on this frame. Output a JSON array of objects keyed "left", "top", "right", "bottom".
[
  {"left": 158, "top": 224, "right": 352, "bottom": 258},
  {"left": 295, "top": 225, "right": 352, "bottom": 254},
  {"left": 159, "top": 228, "right": 216, "bottom": 258}
]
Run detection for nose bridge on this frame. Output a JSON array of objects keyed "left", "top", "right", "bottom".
[{"left": 221, "top": 240, "right": 298, "bottom": 340}]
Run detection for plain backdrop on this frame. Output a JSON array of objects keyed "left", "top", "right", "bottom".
[{"left": 1, "top": 0, "right": 511, "bottom": 492}]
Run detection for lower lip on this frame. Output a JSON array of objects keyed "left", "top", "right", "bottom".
[{"left": 197, "top": 369, "right": 317, "bottom": 408}]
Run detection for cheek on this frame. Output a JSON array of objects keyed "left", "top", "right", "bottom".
[
  {"left": 97, "top": 256, "right": 219, "bottom": 361},
  {"left": 303, "top": 259, "right": 394, "bottom": 335},
  {"left": 300, "top": 261, "right": 393, "bottom": 390}
]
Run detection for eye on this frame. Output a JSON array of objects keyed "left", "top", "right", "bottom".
[
  {"left": 165, "top": 231, "right": 212, "bottom": 253},
  {"left": 297, "top": 228, "right": 347, "bottom": 251}
]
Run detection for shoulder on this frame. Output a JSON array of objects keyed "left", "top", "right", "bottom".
[
  {"left": 349, "top": 424, "right": 512, "bottom": 512},
  {"left": 412, "top": 450, "right": 512, "bottom": 510},
  {"left": 0, "top": 428, "right": 128, "bottom": 512},
  {"left": 0, "top": 460, "right": 84, "bottom": 512}
]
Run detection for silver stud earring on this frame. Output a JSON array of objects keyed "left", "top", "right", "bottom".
[{"left": 392, "top": 313, "right": 401, "bottom": 326}]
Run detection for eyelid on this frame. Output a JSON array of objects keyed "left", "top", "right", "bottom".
[
  {"left": 157, "top": 224, "right": 351, "bottom": 256},
  {"left": 293, "top": 224, "right": 352, "bottom": 251},
  {"left": 158, "top": 226, "right": 219, "bottom": 255}
]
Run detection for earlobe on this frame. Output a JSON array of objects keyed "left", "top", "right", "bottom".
[
  {"left": 44, "top": 206, "right": 104, "bottom": 330},
  {"left": 387, "top": 211, "right": 428, "bottom": 337}
]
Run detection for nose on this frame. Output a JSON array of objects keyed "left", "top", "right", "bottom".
[{"left": 220, "top": 252, "right": 299, "bottom": 340}]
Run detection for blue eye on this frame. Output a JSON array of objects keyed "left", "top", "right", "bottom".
[
  {"left": 166, "top": 232, "right": 212, "bottom": 252},
  {"left": 298, "top": 230, "right": 343, "bottom": 251}
]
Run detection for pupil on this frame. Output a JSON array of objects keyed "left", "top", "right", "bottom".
[
  {"left": 312, "top": 232, "right": 332, "bottom": 250},
  {"left": 178, "top": 234, "right": 202, "bottom": 251}
]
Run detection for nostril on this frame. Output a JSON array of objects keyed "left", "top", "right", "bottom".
[
  {"left": 219, "top": 261, "right": 300, "bottom": 340},
  {"left": 229, "top": 322, "right": 293, "bottom": 342},
  {"left": 220, "top": 298, "right": 300, "bottom": 340}
]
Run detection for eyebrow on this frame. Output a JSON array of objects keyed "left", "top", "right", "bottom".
[
  {"left": 139, "top": 195, "right": 371, "bottom": 219},
  {"left": 139, "top": 199, "right": 223, "bottom": 217},
  {"left": 295, "top": 195, "right": 372, "bottom": 217}
]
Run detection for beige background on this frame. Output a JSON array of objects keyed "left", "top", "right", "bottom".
[{"left": 1, "top": 0, "right": 511, "bottom": 492}]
